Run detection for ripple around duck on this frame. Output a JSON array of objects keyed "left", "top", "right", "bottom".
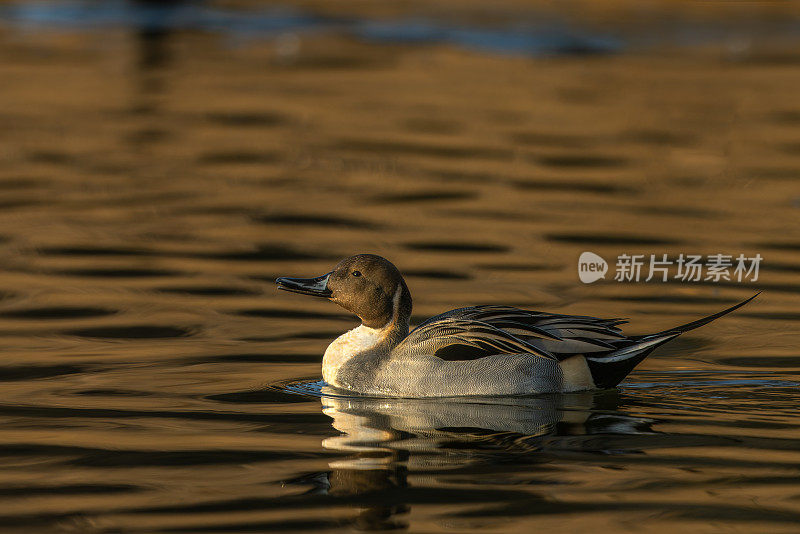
[
  {"left": 0, "top": 402, "right": 330, "bottom": 426},
  {"left": 761, "top": 261, "right": 800, "bottom": 273},
  {"left": 534, "top": 154, "right": 629, "bottom": 168},
  {"left": 74, "top": 388, "right": 153, "bottom": 397},
  {"left": 512, "top": 179, "right": 637, "bottom": 195},
  {"left": 0, "top": 364, "right": 85, "bottom": 382},
  {"left": 0, "top": 178, "right": 49, "bottom": 190},
  {"left": 65, "top": 325, "right": 193, "bottom": 339},
  {"left": 26, "top": 150, "right": 75, "bottom": 165},
  {"left": 738, "top": 311, "right": 800, "bottom": 321},
  {"left": 236, "top": 309, "right": 351, "bottom": 320},
  {"left": 620, "top": 129, "right": 697, "bottom": 147},
  {"left": 402, "top": 269, "right": 472, "bottom": 280},
  {"left": 156, "top": 286, "right": 260, "bottom": 297},
  {"left": 240, "top": 331, "right": 342, "bottom": 342},
  {"left": 0, "top": 199, "right": 44, "bottom": 210},
  {"left": 403, "top": 241, "right": 509, "bottom": 253},
  {"left": 440, "top": 208, "right": 532, "bottom": 220},
  {"left": 510, "top": 131, "right": 592, "bottom": 147},
  {"left": 717, "top": 356, "right": 800, "bottom": 369},
  {"left": 126, "top": 124, "right": 172, "bottom": 142},
  {"left": 273, "top": 379, "right": 338, "bottom": 398},
  {"left": 162, "top": 519, "right": 343, "bottom": 533},
  {"left": 369, "top": 190, "right": 478, "bottom": 204},
  {"left": 545, "top": 233, "right": 683, "bottom": 246},
  {"left": 779, "top": 142, "right": 800, "bottom": 155},
  {"left": 606, "top": 295, "right": 739, "bottom": 305},
  {"left": 186, "top": 353, "right": 321, "bottom": 364},
  {"left": 334, "top": 138, "right": 514, "bottom": 160},
  {"left": 621, "top": 372, "right": 800, "bottom": 391},
  {"left": 195, "top": 244, "right": 336, "bottom": 262},
  {"left": 58, "top": 447, "right": 324, "bottom": 468},
  {"left": 755, "top": 241, "right": 800, "bottom": 251},
  {"left": 618, "top": 279, "right": 796, "bottom": 295},
  {"left": 207, "top": 388, "right": 315, "bottom": 404},
  {"left": 770, "top": 109, "right": 800, "bottom": 124},
  {"left": 204, "top": 111, "right": 288, "bottom": 127},
  {"left": 53, "top": 268, "right": 182, "bottom": 278},
  {"left": 402, "top": 117, "right": 463, "bottom": 134},
  {"left": 256, "top": 213, "right": 381, "bottom": 229},
  {"left": 196, "top": 150, "right": 283, "bottom": 165},
  {"left": 0, "top": 306, "right": 115, "bottom": 320},
  {"left": 474, "top": 262, "right": 560, "bottom": 272},
  {"left": 38, "top": 245, "right": 148, "bottom": 257},
  {"left": 0, "top": 483, "right": 139, "bottom": 497}
]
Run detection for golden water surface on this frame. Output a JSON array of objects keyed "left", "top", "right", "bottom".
[{"left": 0, "top": 1, "right": 798, "bottom": 532}]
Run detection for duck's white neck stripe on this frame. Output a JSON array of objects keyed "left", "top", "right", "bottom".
[{"left": 387, "top": 284, "right": 402, "bottom": 327}]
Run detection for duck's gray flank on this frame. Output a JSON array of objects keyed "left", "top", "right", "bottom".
[{"left": 276, "top": 254, "right": 759, "bottom": 397}]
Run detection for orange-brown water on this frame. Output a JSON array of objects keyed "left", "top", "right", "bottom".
[{"left": 0, "top": 1, "right": 799, "bottom": 532}]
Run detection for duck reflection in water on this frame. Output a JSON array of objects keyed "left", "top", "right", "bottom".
[{"left": 288, "top": 387, "right": 655, "bottom": 530}]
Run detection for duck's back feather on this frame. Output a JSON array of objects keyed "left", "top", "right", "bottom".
[
  {"left": 397, "top": 316, "right": 556, "bottom": 362},
  {"left": 411, "top": 305, "right": 629, "bottom": 361}
]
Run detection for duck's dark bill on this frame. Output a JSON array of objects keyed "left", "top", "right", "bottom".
[{"left": 276, "top": 273, "right": 332, "bottom": 297}]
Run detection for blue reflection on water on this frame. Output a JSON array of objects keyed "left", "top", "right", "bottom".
[
  {"left": 357, "top": 19, "right": 620, "bottom": 55},
  {"left": 0, "top": 0, "right": 621, "bottom": 56},
  {"left": 3, "top": 0, "right": 800, "bottom": 56},
  {"left": 0, "top": 1, "right": 322, "bottom": 34}
]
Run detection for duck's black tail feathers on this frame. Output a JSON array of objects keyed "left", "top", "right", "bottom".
[{"left": 585, "top": 293, "right": 760, "bottom": 389}]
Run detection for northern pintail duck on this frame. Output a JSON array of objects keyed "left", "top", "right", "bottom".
[{"left": 276, "top": 254, "right": 757, "bottom": 397}]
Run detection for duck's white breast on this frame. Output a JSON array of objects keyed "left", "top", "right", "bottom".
[{"left": 322, "top": 324, "right": 383, "bottom": 386}]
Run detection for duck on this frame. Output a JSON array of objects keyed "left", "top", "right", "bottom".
[{"left": 276, "top": 254, "right": 757, "bottom": 397}]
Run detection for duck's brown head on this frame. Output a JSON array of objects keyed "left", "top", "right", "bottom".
[{"left": 277, "top": 254, "right": 412, "bottom": 329}]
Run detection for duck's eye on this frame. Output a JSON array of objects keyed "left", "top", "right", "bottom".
[{"left": 352, "top": 270, "right": 362, "bottom": 277}]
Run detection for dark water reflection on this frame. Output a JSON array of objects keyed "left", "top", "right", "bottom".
[
  {"left": 265, "top": 377, "right": 800, "bottom": 532},
  {"left": 0, "top": 0, "right": 799, "bottom": 532}
]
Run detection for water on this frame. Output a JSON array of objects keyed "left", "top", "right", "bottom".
[{"left": 0, "top": 1, "right": 799, "bottom": 532}]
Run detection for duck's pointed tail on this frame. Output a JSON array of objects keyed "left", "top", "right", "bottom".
[{"left": 585, "top": 293, "right": 760, "bottom": 389}]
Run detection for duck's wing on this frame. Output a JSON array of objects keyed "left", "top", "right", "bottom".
[
  {"left": 415, "top": 305, "right": 629, "bottom": 360},
  {"left": 407, "top": 295, "right": 758, "bottom": 388},
  {"left": 399, "top": 317, "right": 557, "bottom": 362}
]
